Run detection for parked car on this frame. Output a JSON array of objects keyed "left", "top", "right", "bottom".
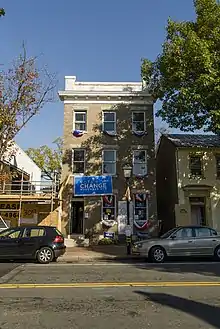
[
  {"left": 132, "top": 225, "right": 220, "bottom": 263},
  {"left": 0, "top": 225, "right": 66, "bottom": 264}
]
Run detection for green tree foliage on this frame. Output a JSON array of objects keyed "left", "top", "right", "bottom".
[
  {"left": 26, "top": 138, "right": 63, "bottom": 178},
  {"left": 141, "top": 0, "right": 220, "bottom": 133},
  {"left": 0, "top": 8, "right": 5, "bottom": 17}
]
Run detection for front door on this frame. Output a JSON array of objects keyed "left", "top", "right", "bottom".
[
  {"left": 190, "top": 197, "right": 206, "bottom": 225},
  {"left": 0, "top": 228, "right": 23, "bottom": 258},
  {"left": 169, "top": 227, "right": 196, "bottom": 256},
  {"left": 71, "top": 201, "right": 84, "bottom": 234}
]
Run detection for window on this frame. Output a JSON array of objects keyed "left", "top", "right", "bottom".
[
  {"left": 216, "top": 155, "right": 220, "bottom": 178},
  {"left": 189, "top": 155, "right": 202, "bottom": 176},
  {"left": 102, "top": 112, "right": 116, "bottom": 133},
  {"left": 175, "top": 227, "right": 193, "bottom": 238},
  {"left": 74, "top": 111, "right": 87, "bottom": 131},
  {"left": 134, "top": 193, "right": 148, "bottom": 222},
  {"left": 0, "top": 228, "right": 21, "bottom": 239},
  {"left": 133, "top": 150, "right": 147, "bottom": 176},
  {"left": 195, "top": 227, "right": 217, "bottom": 237},
  {"left": 102, "top": 150, "right": 116, "bottom": 175},
  {"left": 22, "top": 228, "right": 45, "bottom": 238},
  {"left": 132, "top": 112, "right": 145, "bottom": 132},
  {"left": 72, "top": 149, "right": 85, "bottom": 174},
  {"left": 102, "top": 195, "right": 116, "bottom": 221}
]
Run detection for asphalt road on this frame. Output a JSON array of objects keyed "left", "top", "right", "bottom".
[
  {"left": 0, "top": 263, "right": 20, "bottom": 279},
  {"left": 1, "top": 262, "right": 220, "bottom": 328}
]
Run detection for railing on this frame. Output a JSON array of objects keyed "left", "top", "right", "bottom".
[{"left": 0, "top": 180, "right": 59, "bottom": 197}]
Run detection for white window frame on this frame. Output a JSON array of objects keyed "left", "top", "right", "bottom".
[
  {"left": 132, "top": 112, "right": 146, "bottom": 133},
  {"left": 72, "top": 149, "right": 85, "bottom": 174},
  {"left": 133, "top": 193, "right": 149, "bottom": 221},
  {"left": 132, "top": 150, "right": 147, "bottom": 176},
  {"left": 102, "top": 111, "right": 116, "bottom": 133},
  {"left": 73, "top": 111, "right": 87, "bottom": 131},
  {"left": 102, "top": 150, "right": 117, "bottom": 176},
  {"left": 101, "top": 194, "right": 116, "bottom": 222}
]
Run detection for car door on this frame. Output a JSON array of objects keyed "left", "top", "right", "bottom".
[
  {"left": 18, "top": 227, "right": 46, "bottom": 257},
  {"left": 168, "top": 227, "right": 196, "bottom": 256},
  {"left": 0, "top": 228, "right": 23, "bottom": 258},
  {"left": 193, "top": 227, "right": 218, "bottom": 256}
]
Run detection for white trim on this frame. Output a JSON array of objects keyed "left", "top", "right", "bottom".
[
  {"left": 132, "top": 111, "right": 146, "bottom": 133},
  {"left": 73, "top": 110, "right": 87, "bottom": 132},
  {"left": 132, "top": 149, "right": 147, "bottom": 176},
  {"left": 102, "top": 149, "right": 117, "bottom": 176},
  {"left": 72, "top": 149, "right": 85, "bottom": 174},
  {"left": 101, "top": 194, "right": 117, "bottom": 226},
  {"left": 102, "top": 111, "right": 116, "bottom": 133},
  {"left": 69, "top": 81, "right": 142, "bottom": 86},
  {"left": 64, "top": 100, "right": 152, "bottom": 105},
  {"left": 60, "top": 92, "right": 148, "bottom": 97}
]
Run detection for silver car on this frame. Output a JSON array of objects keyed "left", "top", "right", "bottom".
[{"left": 132, "top": 225, "right": 220, "bottom": 263}]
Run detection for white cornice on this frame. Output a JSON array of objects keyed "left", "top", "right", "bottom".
[{"left": 63, "top": 99, "right": 152, "bottom": 104}]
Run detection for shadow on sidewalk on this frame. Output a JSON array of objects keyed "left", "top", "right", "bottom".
[{"left": 134, "top": 290, "right": 220, "bottom": 329}]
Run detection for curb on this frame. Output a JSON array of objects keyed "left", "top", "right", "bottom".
[
  {"left": 0, "top": 265, "right": 24, "bottom": 284},
  {"left": 58, "top": 255, "right": 142, "bottom": 263}
]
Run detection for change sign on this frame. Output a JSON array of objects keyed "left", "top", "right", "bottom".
[{"left": 74, "top": 176, "right": 113, "bottom": 196}]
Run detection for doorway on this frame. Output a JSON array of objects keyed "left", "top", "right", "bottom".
[
  {"left": 71, "top": 201, "right": 84, "bottom": 234},
  {"left": 189, "top": 197, "right": 206, "bottom": 226}
]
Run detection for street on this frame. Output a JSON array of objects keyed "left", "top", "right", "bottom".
[{"left": 1, "top": 262, "right": 220, "bottom": 328}]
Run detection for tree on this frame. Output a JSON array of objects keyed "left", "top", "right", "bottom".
[
  {"left": 141, "top": 0, "right": 220, "bottom": 133},
  {"left": 26, "top": 137, "right": 63, "bottom": 179},
  {"left": 0, "top": 8, "right": 5, "bottom": 17},
  {"left": 0, "top": 45, "right": 56, "bottom": 164}
]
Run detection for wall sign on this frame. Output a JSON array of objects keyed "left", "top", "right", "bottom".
[{"left": 74, "top": 176, "right": 113, "bottom": 196}]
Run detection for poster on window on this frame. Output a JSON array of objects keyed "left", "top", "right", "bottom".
[
  {"left": 101, "top": 195, "right": 117, "bottom": 227},
  {"left": 133, "top": 193, "right": 149, "bottom": 231}
]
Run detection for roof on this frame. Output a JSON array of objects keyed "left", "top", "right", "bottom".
[{"left": 165, "top": 134, "right": 220, "bottom": 148}]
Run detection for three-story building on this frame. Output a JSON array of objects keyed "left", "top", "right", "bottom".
[{"left": 58, "top": 76, "right": 157, "bottom": 240}]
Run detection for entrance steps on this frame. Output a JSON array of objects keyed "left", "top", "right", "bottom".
[{"left": 65, "top": 235, "right": 89, "bottom": 247}]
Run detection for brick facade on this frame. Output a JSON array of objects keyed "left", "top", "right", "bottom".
[{"left": 59, "top": 77, "right": 157, "bottom": 239}]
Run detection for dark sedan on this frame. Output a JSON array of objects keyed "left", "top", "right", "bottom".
[{"left": 0, "top": 225, "right": 66, "bottom": 264}]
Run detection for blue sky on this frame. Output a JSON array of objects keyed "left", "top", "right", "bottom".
[{"left": 1, "top": 0, "right": 196, "bottom": 150}]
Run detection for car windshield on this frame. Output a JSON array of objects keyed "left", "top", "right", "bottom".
[
  {"left": 160, "top": 228, "right": 177, "bottom": 239},
  {"left": 0, "top": 228, "right": 14, "bottom": 237}
]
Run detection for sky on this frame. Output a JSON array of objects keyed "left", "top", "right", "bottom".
[{"left": 1, "top": 0, "right": 197, "bottom": 150}]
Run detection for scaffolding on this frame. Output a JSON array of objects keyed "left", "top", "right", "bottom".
[{"left": 0, "top": 175, "right": 59, "bottom": 226}]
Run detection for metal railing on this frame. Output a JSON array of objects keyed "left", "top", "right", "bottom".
[{"left": 0, "top": 180, "right": 59, "bottom": 197}]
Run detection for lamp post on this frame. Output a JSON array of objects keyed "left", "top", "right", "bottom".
[{"left": 123, "top": 165, "right": 132, "bottom": 255}]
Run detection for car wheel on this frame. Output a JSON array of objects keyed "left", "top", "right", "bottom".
[
  {"left": 37, "top": 247, "right": 54, "bottom": 264},
  {"left": 214, "top": 245, "right": 220, "bottom": 261},
  {"left": 149, "top": 246, "right": 166, "bottom": 263}
]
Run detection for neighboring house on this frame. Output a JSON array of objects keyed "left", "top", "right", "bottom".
[
  {"left": 58, "top": 76, "right": 157, "bottom": 239},
  {"left": 3, "top": 143, "right": 42, "bottom": 192},
  {"left": 156, "top": 134, "right": 220, "bottom": 234}
]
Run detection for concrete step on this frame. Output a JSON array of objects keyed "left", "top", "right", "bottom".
[{"left": 64, "top": 236, "right": 89, "bottom": 247}]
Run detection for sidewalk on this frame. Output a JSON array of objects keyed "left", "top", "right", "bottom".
[{"left": 58, "top": 245, "right": 141, "bottom": 263}]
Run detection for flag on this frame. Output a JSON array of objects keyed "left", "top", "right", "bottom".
[
  {"left": 73, "top": 130, "right": 84, "bottom": 138},
  {"left": 125, "top": 186, "right": 131, "bottom": 202}
]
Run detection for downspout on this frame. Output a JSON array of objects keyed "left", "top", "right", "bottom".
[
  {"left": 175, "top": 147, "right": 180, "bottom": 204},
  {"left": 175, "top": 148, "right": 180, "bottom": 227}
]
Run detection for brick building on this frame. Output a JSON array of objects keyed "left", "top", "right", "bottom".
[{"left": 58, "top": 76, "right": 157, "bottom": 241}]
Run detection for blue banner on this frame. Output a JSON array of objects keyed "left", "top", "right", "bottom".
[
  {"left": 74, "top": 176, "right": 113, "bottom": 196},
  {"left": 104, "top": 232, "right": 115, "bottom": 239}
]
